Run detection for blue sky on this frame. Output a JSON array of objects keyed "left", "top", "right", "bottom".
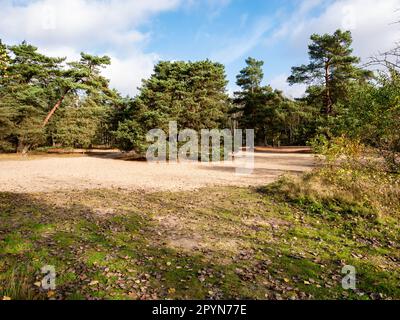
[
  {"left": 145, "top": 0, "right": 328, "bottom": 95},
  {"left": 1, "top": 0, "right": 399, "bottom": 97}
]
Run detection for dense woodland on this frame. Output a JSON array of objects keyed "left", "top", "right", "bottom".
[{"left": 0, "top": 29, "right": 399, "bottom": 170}]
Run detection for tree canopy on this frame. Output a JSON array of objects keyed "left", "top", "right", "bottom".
[
  {"left": 0, "top": 28, "right": 398, "bottom": 170},
  {"left": 288, "top": 30, "right": 372, "bottom": 114}
]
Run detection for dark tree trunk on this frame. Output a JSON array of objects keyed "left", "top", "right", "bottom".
[{"left": 324, "top": 62, "right": 333, "bottom": 114}]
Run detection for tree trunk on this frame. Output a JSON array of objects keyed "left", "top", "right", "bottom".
[
  {"left": 42, "top": 91, "right": 69, "bottom": 127},
  {"left": 324, "top": 62, "right": 333, "bottom": 114},
  {"left": 17, "top": 140, "right": 30, "bottom": 155}
]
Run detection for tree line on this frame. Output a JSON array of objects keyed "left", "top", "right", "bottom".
[{"left": 0, "top": 29, "right": 399, "bottom": 170}]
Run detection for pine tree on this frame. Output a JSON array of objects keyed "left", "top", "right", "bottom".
[
  {"left": 236, "top": 57, "right": 264, "bottom": 93},
  {"left": 0, "top": 42, "right": 64, "bottom": 152},
  {"left": 42, "top": 53, "right": 112, "bottom": 127},
  {"left": 288, "top": 30, "right": 372, "bottom": 114},
  {"left": 0, "top": 41, "right": 116, "bottom": 153}
]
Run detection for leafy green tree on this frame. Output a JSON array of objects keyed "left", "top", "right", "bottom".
[
  {"left": 234, "top": 57, "right": 312, "bottom": 146},
  {"left": 115, "top": 60, "right": 229, "bottom": 151},
  {"left": 48, "top": 95, "right": 112, "bottom": 149},
  {"left": 288, "top": 30, "right": 372, "bottom": 114},
  {"left": 236, "top": 57, "right": 264, "bottom": 93},
  {"left": 0, "top": 41, "right": 14, "bottom": 151},
  {"left": 42, "top": 53, "right": 113, "bottom": 127},
  {"left": 0, "top": 41, "right": 117, "bottom": 153},
  {"left": 334, "top": 70, "right": 400, "bottom": 172},
  {"left": 0, "top": 42, "right": 63, "bottom": 152},
  {"left": 233, "top": 57, "right": 266, "bottom": 143}
]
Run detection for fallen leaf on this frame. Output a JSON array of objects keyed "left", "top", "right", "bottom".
[
  {"left": 128, "top": 292, "right": 138, "bottom": 300},
  {"left": 168, "top": 288, "right": 176, "bottom": 294},
  {"left": 2, "top": 296, "right": 11, "bottom": 301},
  {"left": 89, "top": 280, "right": 99, "bottom": 286}
]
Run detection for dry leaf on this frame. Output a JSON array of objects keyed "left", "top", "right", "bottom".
[
  {"left": 168, "top": 288, "right": 176, "bottom": 294},
  {"left": 89, "top": 280, "right": 99, "bottom": 286}
]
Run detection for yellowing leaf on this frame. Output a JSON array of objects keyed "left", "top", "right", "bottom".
[{"left": 168, "top": 288, "right": 176, "bottom": 294}]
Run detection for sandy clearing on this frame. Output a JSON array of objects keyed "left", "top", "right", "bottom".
[{"left": 0, "top": 152, "right": 315, "bottom": 193}]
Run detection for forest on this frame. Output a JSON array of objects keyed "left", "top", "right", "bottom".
[
  {"left": 0, "top": 29, "right": 398, "bottom": 172},
  {"left": 0, "top": 27, "right": 399, "bottom": 301}
]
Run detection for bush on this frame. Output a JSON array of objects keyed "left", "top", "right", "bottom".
[{"left": 268, "top": 136, "right": 400, "bottom": 219}]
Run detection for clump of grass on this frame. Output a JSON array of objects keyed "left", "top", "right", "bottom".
[
  {"left": 0, "top": 266, "right": 39, "bottom": 300},
  {"left": 265, "top": 167, "right": 399, "bottom": 219},
  {"left": 266, "top": 137, "right": 400, "bottom": 219}
]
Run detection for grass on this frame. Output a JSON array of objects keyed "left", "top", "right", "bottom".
[{"left": 0, "top": 167, "right": 399, "bottom": 300}]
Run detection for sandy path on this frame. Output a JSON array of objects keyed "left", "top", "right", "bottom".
[{"left": 0, "top": 153, "right": 315, "bottom": 193}]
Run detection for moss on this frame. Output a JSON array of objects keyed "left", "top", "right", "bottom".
[{"left": 0, "top": 233, "right": 33, "bottom": 254}]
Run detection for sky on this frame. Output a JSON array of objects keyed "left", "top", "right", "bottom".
[{"left": 0, "top": 0, "right": 399, "bottom": 98}]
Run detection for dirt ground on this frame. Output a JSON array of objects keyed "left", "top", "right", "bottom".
[{"left": 0, "top": 152, "right": 316, "bottom": 193}]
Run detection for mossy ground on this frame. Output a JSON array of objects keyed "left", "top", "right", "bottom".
[{"left": 0, "top": 170, "right": 399, "bottom": 300}]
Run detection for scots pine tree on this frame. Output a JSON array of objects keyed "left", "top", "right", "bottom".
[{"left": 288, "top": 30, "right": 372, "bottom": 114}]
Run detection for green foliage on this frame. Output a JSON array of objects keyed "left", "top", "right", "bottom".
[
  {"left": 331, "top": 72, "right": 400, "bottom": 172},
  {"left": 234, "top": 57, "right": 314, "bottom": 146},
  {"left": 288, "top": 29, "right": 398, "bottom": 173},
  {"left": 0, "top": 40, "right": 119, "bottom": 153},
  {"left": 288, "top": 30, "right": 372, "bottom": 114},
  {"left": 114, "top": 60, "right": 229, "bottom": 152},
  {"left": 0, "top": 40, "right": 9, "bottom": 76},
  {"left": 49, "top": 97, "right": 111, "bottom": 149},
  {"left": 0, "top": 42, "right": 60, "bottom": 152},
  {"left": 0, "top": 31, "right": 398, "bottom": 159},
  {"left": 236, "top": 57, "right": 264, "bottom": 93},
  {"left": 113, "top": 119, "right": 146, "bottom": 153}
]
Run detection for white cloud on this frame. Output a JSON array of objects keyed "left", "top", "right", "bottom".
[
  {"left": 268, "top": 0, "right": 400, "bottom": 97},
  {"left": 0, "top": 0, "right": 181, "bottom": 96},
  {"left": 269, "top": 74, "right": 307, "bottom": 99},
  {"left": 103, "top": 52, "right": 160, "bottom": 97},
  {"left": 285, "top": 0, "right": 400, "bottom": 59}
]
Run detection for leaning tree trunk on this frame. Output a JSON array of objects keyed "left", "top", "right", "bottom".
[{"left": 42, "top": 91, "right": 69, "bottom": 127}]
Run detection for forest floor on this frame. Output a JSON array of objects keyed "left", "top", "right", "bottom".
[{"left": 0, "top": 152, "right": 398, "bottom": 300}]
